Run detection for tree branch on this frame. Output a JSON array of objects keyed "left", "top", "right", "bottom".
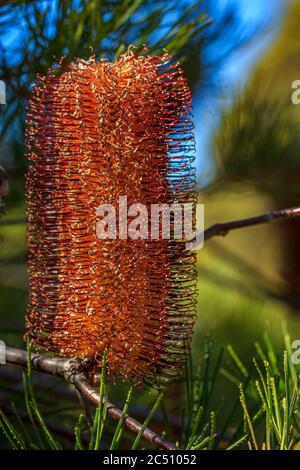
[
  {"left": 4, "top": 346, "right": 177, "bottom": 451},
  {"left": 204, "top": 206, "right": 300, "bottom": 241}
]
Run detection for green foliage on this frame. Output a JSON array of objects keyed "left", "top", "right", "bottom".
[
  {"left": 0, "top": 339, "right": 62, "bottom": 449},
  {"left": 110, "top": 387, "right": 134, "bottom": 450},
  {"left": 0, "top": 0, "right": 207, "bottom": 170},
  {"left": 214, "top": 91, "right": 300, "bottom": 200},
  {"left": 220, "top": 331, "right": 300, "bottom": 450},
  {"left": 214, "top": 0, "right": 300, "bottom": 201},
  {"left": 131, "top": 392, "right": 164, "bottom": 450},
  {"left": 0, "top": 0, "right": 260, "bottom": 172},
  {"left": 0, "top": 330, "right": 299, "bottom": 450}
]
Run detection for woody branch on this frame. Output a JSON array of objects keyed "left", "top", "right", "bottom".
[
  {"left": 4, "top": 346, "right": 177, "bottom": 451},
  {"left": 204, "top": 206, "right": 300, "bottom": 241}
]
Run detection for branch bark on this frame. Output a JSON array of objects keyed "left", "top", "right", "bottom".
[
  {"left": 4, "top": 346, "right": 177, "bottom": 451},
  {"left": 204, "top": 206, "right": 300, "bottom": 241}
]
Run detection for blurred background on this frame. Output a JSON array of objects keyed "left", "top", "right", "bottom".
[{"left": 0, "top": 0, "right": 300, "bottom": 446}]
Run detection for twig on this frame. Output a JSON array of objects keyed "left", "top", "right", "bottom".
[
  {"left": 74, "top": 377, "right": 176, "bottom": 450},
  {"left": 204, "top": 206, "right": 300, "bottom": 241},
  {"left": 4, "top": 346, "right": 177, "bottom": 451}
]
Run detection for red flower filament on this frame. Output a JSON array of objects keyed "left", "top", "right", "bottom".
[{"left": 25, "top": 47, "right": 197, "bottom": 386}]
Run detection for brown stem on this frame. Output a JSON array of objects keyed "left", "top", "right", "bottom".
[
  {"left": 4, "top": 346, "right": 177, "bottom": 451},
  {"left": 74, "top": 377, "right": 176, "bottom": 450},
  {"left": 204, "top": 206, "right": 300, "bottom": 241}
]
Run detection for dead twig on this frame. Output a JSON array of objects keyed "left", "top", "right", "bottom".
[
  {"left": 204, "top": 206, "right": 300, "bottom": 241},
  {"left": 3, "top": 346, "right": 177, "bottom": 451}
]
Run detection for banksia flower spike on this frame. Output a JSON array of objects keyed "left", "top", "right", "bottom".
[{"left": 25, "top": 47, "right": 197, "bottom": 386}]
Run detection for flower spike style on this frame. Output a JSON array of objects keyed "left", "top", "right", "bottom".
[{"left": 25, "top": 47, "right": 197, "bottom": 386}]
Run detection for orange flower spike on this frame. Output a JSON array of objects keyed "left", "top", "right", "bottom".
[{"left": 25, "top": 48, "right": 197, "bottom": 386}]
